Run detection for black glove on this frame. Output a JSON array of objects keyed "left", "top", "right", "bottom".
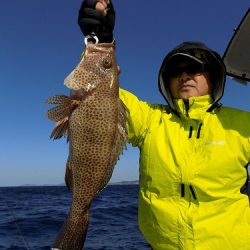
[{"left": 78, "top": 0, "right": 115, "bottom": 43}]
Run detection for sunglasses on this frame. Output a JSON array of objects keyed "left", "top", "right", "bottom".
[{"left": 166, "top": 62, "right": 207, "bottom": 78}]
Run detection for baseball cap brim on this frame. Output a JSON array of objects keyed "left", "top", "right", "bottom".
[{"left": 162, "top": 52, "right": 204, "bottom": 71}]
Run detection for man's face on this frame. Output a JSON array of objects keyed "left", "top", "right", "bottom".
[{"left": 168, "top": 60, "right": 212, "bottom": 100}]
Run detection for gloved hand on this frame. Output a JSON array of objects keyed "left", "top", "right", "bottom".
[{"left": 78, "top": 0, "right": 115, "bottom": 43}]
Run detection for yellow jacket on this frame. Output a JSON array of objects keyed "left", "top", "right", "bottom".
[{"left": 119, "top": 88, "right": 250, "bottom": 250}]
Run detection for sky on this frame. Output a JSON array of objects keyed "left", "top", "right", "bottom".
[{"left": 0, "top": 0, "right": 249, "bottom": 186}]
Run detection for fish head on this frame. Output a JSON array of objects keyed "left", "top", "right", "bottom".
[{"left": 64, "top": 43, "right": 119, "bottom": 92}]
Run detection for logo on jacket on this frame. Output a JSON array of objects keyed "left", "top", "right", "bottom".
[{"left": 205, "top": 141, "right": 226, "bottom": 146}]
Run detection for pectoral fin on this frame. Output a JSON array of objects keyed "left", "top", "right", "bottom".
[
  {"left": 46, "top": 94, "right": 81, "bottom": 140},
  {"left": 50, "top": 118, "right": 69, "bottom": 140},
  {"left": 46, "top": 95, "right": 80, "bottom": 122}
]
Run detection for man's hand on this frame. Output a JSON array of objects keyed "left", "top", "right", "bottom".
[
  {"left": 96, "top": 0, "right": 110, "bottom": 16},
  {"left": 78, "top": 0, "right": 115, "bottom": 43}
]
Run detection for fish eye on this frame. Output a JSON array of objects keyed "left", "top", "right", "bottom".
[{"left": 102, "top": 57, "right": 112, "bottom": 69}]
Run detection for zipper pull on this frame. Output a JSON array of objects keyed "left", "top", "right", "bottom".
[
  {"left": 196, "top": 123, "right": 203, "bottom": 139},
  {"left": 188, "top": 126, "right": 193, "bottom": 138},
  {"left": 184, "top": 100, "right": 190, "bottom": 117},
  {"left": 181, "top": 183, "right": 185, "bottom": 197},
  {"left": 189, "top": 185, "right": 197, "bottom": 200}
]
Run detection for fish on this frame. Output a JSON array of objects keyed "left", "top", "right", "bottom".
[{"left": 46, "top": 43, "right": 128, "bottom": 250}]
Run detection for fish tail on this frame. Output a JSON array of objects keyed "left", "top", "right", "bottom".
[
  {"left": 46, "top": 94, "right": 81, "bottom": 140},
  {"left": 51, "top": 208, "right": 90, "bottom": 250}
]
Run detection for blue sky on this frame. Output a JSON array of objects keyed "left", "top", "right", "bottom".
[{"left": 1, "top": 0, "right": 249, "bottom": 186}]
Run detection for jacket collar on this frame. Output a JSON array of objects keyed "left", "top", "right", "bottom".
[{"left": 173, "top": 95, "right": 213, "bottom": 119}]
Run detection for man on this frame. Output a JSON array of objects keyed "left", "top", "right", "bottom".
[{"left": 78, "top": 1, "right": 250, "bottom": 249}]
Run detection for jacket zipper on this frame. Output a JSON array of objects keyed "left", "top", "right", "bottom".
[
  {"left": 189, "top": 185, "right": 197, "bottom": 200},
  {"left": 184, "top": 100, "right": 190, "bottom": 117},
  {"left": 188, "top": 126, "right": 193, "bottom": 138},
  {"left": 180, "top": 184, "right": 197, "bottom": 200},
  {"left": 197, "top": 123, "right": 202, "bottom": 139},
  {"left": 188, "top": 123, "right": 203, "bottom": 139},
  {"left": 181, "top": 183, "right": 185, "bottom": 197}
]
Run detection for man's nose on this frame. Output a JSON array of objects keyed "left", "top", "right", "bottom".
[{"left": 178, "top": 72, "right": 191, "bottom": 82}]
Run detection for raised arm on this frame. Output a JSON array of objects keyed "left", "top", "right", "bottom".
[{"left": 78, "top": 0, "right": 115, "bottom": 43}]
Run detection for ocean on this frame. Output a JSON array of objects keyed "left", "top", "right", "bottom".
[
  {"left": 0, "top": 185, "right": 150, "bottom": 250},
  {"left": 0, "top": 183, "right": 249, "bottom": 250}
]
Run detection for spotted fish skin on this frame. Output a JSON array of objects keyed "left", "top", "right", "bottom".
[{"left": 46, "top": 43, "right": 128, "bottom": 249}]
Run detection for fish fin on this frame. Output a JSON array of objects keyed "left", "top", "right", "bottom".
[
  {"left": 47, "top": 105, "right": 71, "bottom": 122},
  {"left": 46, "top": 95, "right": 80, "bottom": 122},
  {"left": 117, "top": 99, "right": 129, "bottom": 150},
  {"left": 45, "top": 95, "right": 72, "bottom": 105},
  {"left": 46, "top": 94, "right": 82, "bottom": 140},
  {"left": 101, "top": 99, "right": 129, "bottom": 188},
  {"left": 51, "top": 206, "right": 90, "bottom": 249},
  {"left": 50, "top": 117, "right": 69, "bottom": 140},
  {"left": 65, "top": 158, "right": 72, "bottom": 191}
]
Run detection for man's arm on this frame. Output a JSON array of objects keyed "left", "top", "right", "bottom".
[{"left": 119, "top": 88, "right": 153, "bottom": 147}]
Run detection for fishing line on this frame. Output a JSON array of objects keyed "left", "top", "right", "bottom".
[{"left": 0, "top": 190, "right": 31, "bottom": 250}]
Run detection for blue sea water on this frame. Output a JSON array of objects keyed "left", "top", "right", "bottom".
[
  {"left": 0, "top": 185, "right": 150, "bottom": 250},
  {"left": 0, "top": 184, "right": 249, "bottom": 250}
]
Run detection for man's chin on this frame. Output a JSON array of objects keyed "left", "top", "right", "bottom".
[{"left": 178, "top": 91, "right": 198, "bottom": 100}]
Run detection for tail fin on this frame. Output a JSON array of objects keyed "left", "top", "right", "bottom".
[{"left": 51, "top": 208, "right": 90, "bottom": 250}]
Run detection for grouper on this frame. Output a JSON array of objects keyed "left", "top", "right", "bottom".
[{"left": 46, "top": 42, "right": 128, "bottom": 249}]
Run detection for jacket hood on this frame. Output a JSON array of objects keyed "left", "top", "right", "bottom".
[{"left": 158, "top": 41, "right": 226, "bottom": 111}]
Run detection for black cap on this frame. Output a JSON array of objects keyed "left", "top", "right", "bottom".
[{"left": 158, "top": 41, "right": 226, "bottom": 110}]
